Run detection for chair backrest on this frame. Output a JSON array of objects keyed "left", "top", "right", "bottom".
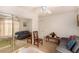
[{"left": 33, "top": 31, "right": 38, "bottom": 40}]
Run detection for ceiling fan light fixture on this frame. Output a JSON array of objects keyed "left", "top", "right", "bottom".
[{"left": 40, "top": 6, "right": 52, "bottom": 14}]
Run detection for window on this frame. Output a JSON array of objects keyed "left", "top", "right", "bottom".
[{"left": 0, "top": 19, "right": 19, "bottom": 37}]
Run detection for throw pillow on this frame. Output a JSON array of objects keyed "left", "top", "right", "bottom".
[{"left": 66, "top": 40, "right": 76, "bottom": 50}]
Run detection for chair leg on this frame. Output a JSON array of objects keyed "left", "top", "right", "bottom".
[
  {"left": 37, "top": 41, "right": 39, "bottom": 47},
  {"left": 34, "top": 40, "right": 43, "bottom": 47},
  {"left": 34, "top": 40, "right": 35, "bottom": 45},
  {"left": 41, "top": 41, "right": 43, "bottom": 45},
  {"left": 27, "top": 39, "right": 28, "bottom": 43},
  {"left": 27, "top": 38, "right": 32, "bottom": 44},
  {"left": 46, "top": 38, "right": 49, "bottom": 42},
  {"left": 46, "top": 38, "right": 48, "bottom": 42},
  {"left": 31, "top": 39, "right": 32, "bottom": 44}
]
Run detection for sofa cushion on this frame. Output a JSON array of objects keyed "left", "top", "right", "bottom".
[
  {"left": 66, "top": 40, "right": 76, "bottom": 50},
  {"left": 72, "top": 38, "right": 79, "bottom": 53},
  {"left": 15, "top": 31, "right": 31, "bottom": 39},
  {"left": 56, "top": 46, "right": 72, "bottom": 53}
]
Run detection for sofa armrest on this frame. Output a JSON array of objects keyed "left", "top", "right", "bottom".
[
  {"left": 56, "top": 46, "right": 72, "bottom": 53},
  {"left": 71, "top": 39, "right": 79, "bottom": 53}
]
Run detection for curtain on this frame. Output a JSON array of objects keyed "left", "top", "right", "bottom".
[{"left": 0, "top": 19, "right": 19, "bottom": 37}]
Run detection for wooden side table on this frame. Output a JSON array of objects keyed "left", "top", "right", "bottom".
[
  {"left": 45, "top": 35, "right": 50, "bottom": 42},
  {"left": 45, "top": 36, "right": 60, "bottom": 45}
]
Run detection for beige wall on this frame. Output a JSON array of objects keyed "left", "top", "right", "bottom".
[{"left": 39, "top": 11, "right": 78, "bottom": 38}]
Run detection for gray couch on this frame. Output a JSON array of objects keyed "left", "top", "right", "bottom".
[{"left": 56, "top": 36, "right": 79, "bottom": 53}]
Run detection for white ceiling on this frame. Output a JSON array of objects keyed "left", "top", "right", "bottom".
[
  {"left": 20, "top": 6, "right": 78, "bottom": 17},
  {"left": 0, "top": 6, "right": 36, "bottom": 18},
  {"left": 0, "top": 6, "right": 78, "bottom": 18},
  {"left": 36, "top": 6, "right": 77, "bottom": 16}
]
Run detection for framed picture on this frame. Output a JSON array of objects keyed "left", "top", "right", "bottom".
[
  {"left": 77, "top": 15, "right": 79, "bottom": 26},
  {"left": 23, "top": 22, "right": 27, "bottom": 27}
]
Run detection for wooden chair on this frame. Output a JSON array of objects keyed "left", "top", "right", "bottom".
[
  {"left": 27, "top": 33, "right": 32, "bottom": 44},
  {"left": 33, "top": 31, "right": 43, "bottom": 47},
  {"left": 27, "top": 36, "right": 32, "bottom": 44}
]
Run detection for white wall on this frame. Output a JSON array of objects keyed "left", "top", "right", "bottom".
[
  {"left": 19, "top": 18, "right": 32, "bottom": 32},
  {"left": 39, "top": 11, "right": 78, "bottom": 38},
  {"left": 32, "top": 14, "right": 39, "bottom": 31},
  {"left": 27, "top": 19, "right": 32, "bottom": 32}
]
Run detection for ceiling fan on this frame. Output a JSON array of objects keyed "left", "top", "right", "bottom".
[{"left": 40, "top": 6, "right": 52, "bottom": 14}]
